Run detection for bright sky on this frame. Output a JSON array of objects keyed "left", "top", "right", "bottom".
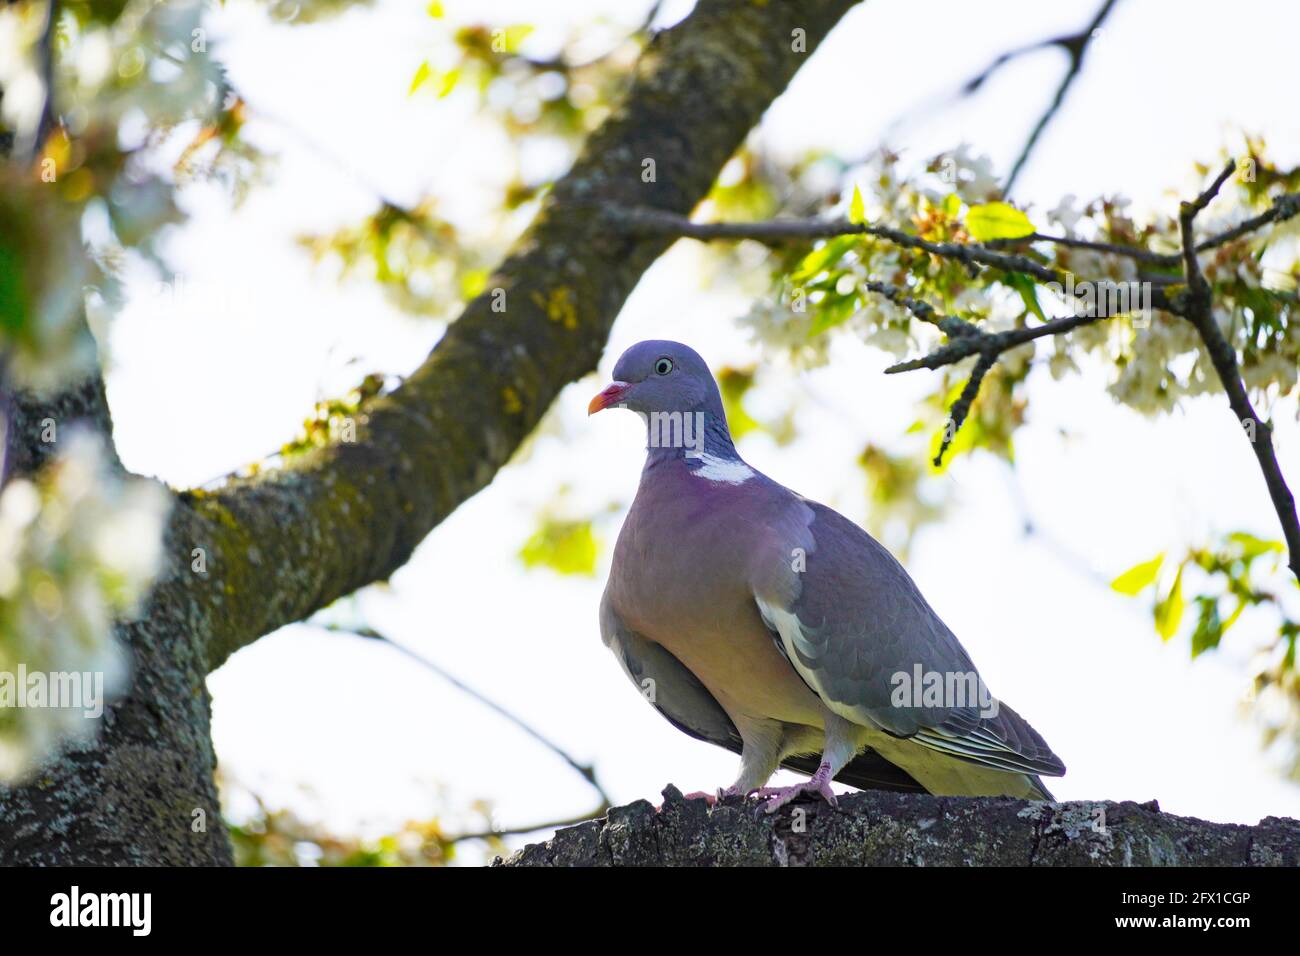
[{"left": 105, "top": 0, "right": 1300, "bottom": 863}]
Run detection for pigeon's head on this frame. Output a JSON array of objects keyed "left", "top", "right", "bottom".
[{"left": 588, "top": 340, "right": 722, "bottom": 418}]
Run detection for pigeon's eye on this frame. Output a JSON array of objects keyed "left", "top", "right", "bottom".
[{"left": 654, "top": 357, "right": 674, "bottom": 376}]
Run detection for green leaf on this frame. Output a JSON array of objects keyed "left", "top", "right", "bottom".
[
  {"left": 1154, "top": 564, "right": 1185, "bottom": 641},
  {"left": 519, "top": 519, "right": 598, "bottom": 576},
  {"left": 966, "top": 201, "right": 1036, "bottom": 241},
  {"left": 1003, "top": 272, "right": 1046, "bottom": 323},
  {"left": 808, "top": 293, "right": 858, "bottom": 336},
  {"left": 408, "top": 61, "right": 432, "bottom": 96},
  {"left": 790, "top": 235, "right": 857, "bottom": 284},
  {"left": 848, "top": 184, "right": 866, "bottom": 225},
  {"left": 1222, "top": 598, "right": 1247, "bottom": 633},
  {"left": 1111, "top": 553, "right": 1164, "bottom": 596},
  {"left": 0, "top": 244, "right": 32, "bottom": 341},
  {"left": 717, "top": 366, "right": 760, "bottom": 440},
  {"left": 436, "top": 67, "right": 460, "bottom": 99},
  {"left": 1190, "top": 597, "right": 1223, "bottom": 658},
  {"left": 1228, "top": 531, "right": 1283, "bottom": 560},
  {"left": 498, "top": 25, "right": 535, "bottom": 54}
]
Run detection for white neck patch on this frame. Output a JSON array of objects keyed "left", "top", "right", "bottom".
[{"left": 689, "top": 453, "right": 755, "bottom": 485}]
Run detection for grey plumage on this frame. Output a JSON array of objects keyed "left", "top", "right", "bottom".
[{"left": 591, "top": 339, "right": 1064, "bottom": 804}]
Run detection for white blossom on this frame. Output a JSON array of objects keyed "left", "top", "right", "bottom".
[{"left": 0, "top": 430, "right": 171, "bottom": 783}]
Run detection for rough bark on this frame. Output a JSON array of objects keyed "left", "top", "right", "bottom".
[
  {"left": 0, "top": 0, "right": 862, "bottom": 864},
  {"left": 497, "top": 787, "right": 1300, "bottom": 867}
]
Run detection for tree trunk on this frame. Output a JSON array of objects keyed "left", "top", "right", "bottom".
[
  {"left": 497, "top": 787, "right": 1300, "bottom": 867},
  {"left": 0, "top": 0, "right": 862, "bottom": 864}
]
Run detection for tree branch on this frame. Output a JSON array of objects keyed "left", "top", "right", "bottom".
[
  {"left": 1002, "top": 0, "right": 1119, "bottom": 195},
  {"left": 1174, "top": 161, "right": 1300, "bottom": 582},
  {"left": 605, "top": 206, "right": 1191, "bottom": 462},
  {"left": 607, "top": 205, "right": 1071, "bottom": 283},
  {"left": 323, "top": 624, "right": 612, "bottom": 812},
  {"left": 603, "top": 185, "right": 1300, "bottom": 473},
  {"left": 172, "top": 0, "right": 862, "bottom": 673},
  {"left": 497, "top": 786, "right": 1300, "bottom": 866},
  {"left": 27, "top": 0, "right": 59, "bottom": 163},
  {"left": 932, "top": 351, "right": 995, "bottom": 467}
]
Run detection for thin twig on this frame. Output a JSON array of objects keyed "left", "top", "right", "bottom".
[
  {"left": 883, "top": 308, "right": 1112, "bottom": 375},
  {"left": 988, "top": 191, "right": 1300, "bottom": 267},
  {"left": 933, "top": 350, "right": 996, "bottom": 467},
  {"left": 28, "top": 0, "right": 59, "bottom": 164},
  {"left": 322, "top": 623, "right": 614, "bottom": 811},
  {"left": 860, "top": 279, "right": 980, "bottom": 340},
  {"left": 1004, "top": 0, "right": 1119, "bottom": 195},
  {"left": 446, "top": 807, "right": 608, "bottom": 845},
  {"left": 987, "top": 231, "right": 1175, "bottom": 266},
  {"left": 1173, "top": 161, "right": 1300, "bottom": 582}
]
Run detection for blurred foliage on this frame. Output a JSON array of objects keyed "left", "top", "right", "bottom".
[
  {"left": 744, "top": 139, "right": 1300, "bottom": 442},
  {"left": 1112, "top": 532, "right": 1300, "bottom": 778},
  {"left": 263, "top": 0, "right": 375, "bottom": 25},
  {"left": 0, "top": 0, "right": 267, "bottom": 388},
  {"left": 411, "top": 9, "right": 639, "bottom": 147},
  {"left": 279, "top": 372, "right": 386, "bottom": 457},
  {"left": 717, "top": 365, "right": 761, "bottom": 441},
  {"left": 222, "top": 776, "right": 505, "bottom": 866},
  {"left": 858, "top": 443, "right": 948, "bottom": 561},
  {"left": 0, "top": 431, "right": 169, "bottom": 783},
  {"left": 296, "top": 4, "right": 657, "bottom": 321},
  {"left": 518, "top": 515, "right": 598, "bottom": 577},
  {"left": 298, "top": 200, "right": 494, "bottom": 320}
]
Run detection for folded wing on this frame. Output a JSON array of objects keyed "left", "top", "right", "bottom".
[{"left": 753, "top": 501, "right": 1065, "bottom": 780}]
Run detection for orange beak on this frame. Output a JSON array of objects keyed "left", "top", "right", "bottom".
[{"left": 588, "top": 381, "right": 632, "bottom": 415}]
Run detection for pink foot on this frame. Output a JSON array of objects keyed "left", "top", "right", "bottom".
[{"left": 754, "top": 763, "right": 838, "bottom": 814}]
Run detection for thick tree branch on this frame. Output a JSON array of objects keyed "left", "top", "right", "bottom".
[
  {"left": 1174, "top": 162, "right": 1300, "bottom": 582},
  {"left": 0, "top": 36, "right": 224, "bottom": 866},
  {"left": 173, "top": 0, "right": 862, "bottom": 671},
  {"left": 498, "top": 787, "right": 1300, "bottom": 866}
]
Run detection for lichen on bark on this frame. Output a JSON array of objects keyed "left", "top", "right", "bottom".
[{"left": 498, "top": 786, "right": 1300, "bottom": 867}]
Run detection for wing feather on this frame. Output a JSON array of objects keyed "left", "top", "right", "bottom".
[{"left": 753, "top": 501, "right": 1065, "bottom": 780}]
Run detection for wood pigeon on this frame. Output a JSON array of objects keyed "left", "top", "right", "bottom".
[{"left": 589, "top": 340, "right": 1065, "bottom": 811}]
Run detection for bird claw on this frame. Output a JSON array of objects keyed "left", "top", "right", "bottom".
[{"left": 754, "top": 774, "right": 839, "bottom": 814}]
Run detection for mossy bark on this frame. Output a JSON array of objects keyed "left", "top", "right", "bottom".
[
  {"left": 498, "top": 787, "right": 1300, "bottom": 867},
  {"left": 0, "top": 0, "right": 862, "bottom": 864}
]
